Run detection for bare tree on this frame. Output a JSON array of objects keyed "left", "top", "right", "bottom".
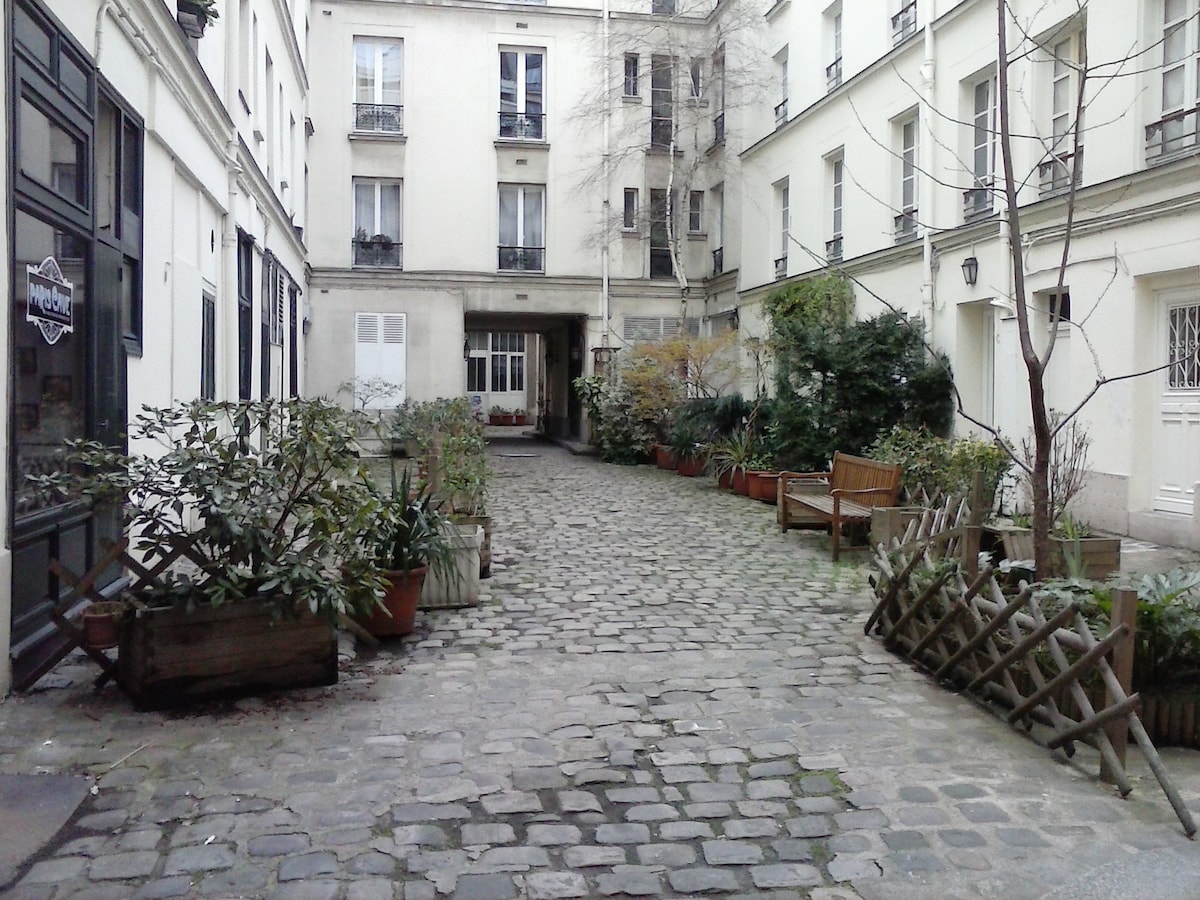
[
  {"left": 570, "top": 0, "right": 769, "bottom": 322},
  {"left": 782, "top": 0, "right": 1176, "bottom": 577}
]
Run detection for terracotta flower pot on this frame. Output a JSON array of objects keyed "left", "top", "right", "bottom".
[
  {"left": 732, "top": 468, "right": 750, "bottom": 495},
  {"left": 655, "top": 445, "right": 678, "bottom": 470},
  {"left": 358, "top": 566, "right": 428, "bottom": 637},
  {"left": 82, "top": 601, "right": 125, "bottom": 650},
  {"left": 677, "top": 457, "right": 705, "bottom": 477},
  {"left": 746, "top": 471, "right": 780, "bottom": 504},
  {"left": 488, "top": 414, "right": 503, "bottom": 426}
]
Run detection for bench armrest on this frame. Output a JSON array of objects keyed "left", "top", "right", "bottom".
[{"left": 830, "top": 486, "right": 898, "bottom": 503}]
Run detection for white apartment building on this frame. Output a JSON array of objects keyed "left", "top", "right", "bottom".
[
  {"left": 739, "top": 0, "right": 1200, "bottom": 549},
  {"left": 303, "top": 0, "right": 760, "bottom": 434},
  {"left": 3, "top": 0, "right": 308, "bottom": 692}
]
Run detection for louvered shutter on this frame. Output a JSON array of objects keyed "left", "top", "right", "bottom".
[{"left": 354, "top": 312, "right": 407, "bottom": 407}]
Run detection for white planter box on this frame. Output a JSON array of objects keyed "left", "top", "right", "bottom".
[{"left": 419, "top": 524, "right": 482, "bottom": 609}]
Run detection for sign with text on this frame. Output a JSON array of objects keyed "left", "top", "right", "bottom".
[{"left": 26, "top": 257, "right": 74, "bottom": 345}]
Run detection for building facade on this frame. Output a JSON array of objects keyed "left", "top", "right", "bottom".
[
  {"left": 3, "top": 0, "right": 308, "bottom": 693},
  {"left": 740, "top": 0, "right": 1200, "bottom": 548}
]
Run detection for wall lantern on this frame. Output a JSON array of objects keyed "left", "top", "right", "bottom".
[
  {"left": 463, "top": 337, "right": 471, "bottom": 361},
  {"left": 730, "top": 308, "right": 740, "bottom": 330},
  {"left": 961, "top": 256, "right": 979, "bottom": 287}
]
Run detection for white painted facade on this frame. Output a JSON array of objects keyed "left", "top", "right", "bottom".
[
  {"left": 740, "top": 0, "right": 1200, "bottom": 548},
  {"left": 2, "top": 0, "right": 308, "bottom": 693}
]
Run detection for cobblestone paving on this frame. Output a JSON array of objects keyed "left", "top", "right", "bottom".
[{"left": 1, "top": 440, "right": 1198, "bottom": 899}]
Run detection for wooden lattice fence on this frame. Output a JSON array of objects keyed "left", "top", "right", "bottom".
[{"left": 867, "top": 502, "right": 1197, "bottom": 837}]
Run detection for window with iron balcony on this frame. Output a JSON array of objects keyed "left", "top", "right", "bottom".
[
  {"left": 499, "top": 49, "right": 545, "bottom": 140},
  {"left": 892, "top": 1, "right": 917, "bottom": 45},
  {"left": 354, "top": 38, "right": 403, "bottom": 134},
  {"left": 1148, "top": 0, "right": 1200, "bottom": 161}
]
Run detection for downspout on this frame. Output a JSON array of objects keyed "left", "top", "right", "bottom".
[
  {"left": 224, "top": 141, "right": 243, "bottom": 400},
  {"left": 920, "top": 0, "right": 935, "bottom": 344},
  {"left": 600, "top": 0, "right": 612, "bottom": 352}
]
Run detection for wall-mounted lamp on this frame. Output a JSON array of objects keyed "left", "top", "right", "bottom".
[
  {"left": 961, "top": 256, "right": 979, "bottom": 287},
  {"left": 730, "top": 308, "right": 740, "bottom": 330},
  {"left": 463, "top": 337, "right": 471, "bottom": 361}
]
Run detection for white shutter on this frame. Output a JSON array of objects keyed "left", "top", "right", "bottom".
[{"left": 354, "top": 312, "right": 407, "bottom": 407}]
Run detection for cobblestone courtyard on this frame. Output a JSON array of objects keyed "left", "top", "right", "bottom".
[{"left": 1, "top": 440, "right": 1198, "bottom": 899}]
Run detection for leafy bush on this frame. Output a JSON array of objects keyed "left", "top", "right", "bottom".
[
  {"left": 871, "top": 426, "right": 1012, "bottom": 509},
  {"left": 768, "top": 306, "right": 954, "bottom": 471},
  {"left": 672, "top": 395, "right": 751, "bottom": 441},
  {"left": 574, "top": 375, "right": 654, "bottom": 464}
]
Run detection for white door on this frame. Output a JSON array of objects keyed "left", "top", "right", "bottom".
[
  {"left": 1154, "top": 293, "right": 1200, "bottom": 513},
  {"left": 354, "top": 312, "right": 407, "bottom": 407}
]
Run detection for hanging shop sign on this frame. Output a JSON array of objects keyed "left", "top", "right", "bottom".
[{"left": 26, "top": 256, "right": 74, "bottom": 346}]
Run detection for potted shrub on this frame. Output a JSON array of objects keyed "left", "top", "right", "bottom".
[
  {"left": 666, "top": 423, "right": 708, "bottom": 478},
  {"left": 33, "top": 399, "right": 382, "bottom": 708},
  {"left": 512, "top": 408, "right": 528, "bottom": 427},
  {"left": 357, "top": 466, "right": 460, "bottom": 636},
  {"left": 436, "top": 408, "right": 494, "bottom": 579},
  {"left": 745, "top": 453, "right": 781, "bottom": 503},
  {"left": 488, "top": 405, "right": 506, "bottom": 426},
  {"left": 711, "top": 428, "right": 756, "bottom": 494}
]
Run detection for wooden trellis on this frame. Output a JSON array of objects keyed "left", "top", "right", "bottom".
[{"left": 867, "top": 502, "right": 1196, "bottom": 837}]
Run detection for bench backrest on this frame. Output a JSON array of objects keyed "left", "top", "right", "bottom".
[{"left": 829, "top": 451, "right": 902, "bottom": 504}]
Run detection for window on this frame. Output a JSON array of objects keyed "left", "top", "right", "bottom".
[
  {"left": 652, "top": 0, "right": 676, "bottom": 14},
  {"left": 1150, "top": 0, "right": 1200, "bottom": 158},
  {"left": 688, "top": 191, "right": 703, "bottom": 233},
  {"left": 623, "top": 188, "right": 639, "bottom": 230},
  {"left": 354, "top": 313, "right": 407, "bottom": 406},
  {"left": 499, "top": 184, "right": 545, "bottom": 271},
  {"left": 1168, "top": 301, "right": 1200, "bottom": 389},
  {"left": 712, "top": 45, "right": 726, "bottom": 143},
  {"left": 826, "top": 8, "right": 843, "bottom": 91},
  {"left": 1044, "top": 289, "right": 1072, "bottom": 329},
  {"left": 775, "top": 178, "right": 788, "bottom": 279},
  {"left": 1040, "top": 33, "right": 1083, "bottom": 193},
  {"left": 711, "top": 183, "right": 724, "bottom": 275},
  {"left": 775, "top": 48, "right": 788, "bottom": 126},
  {"left": 651, "top": 55, "right": 673, "bottom": 148},
  {"left": 892, "top": 0, "right": 917, "bottom": 44},
  {"left": 689, "top": 58, "right": 703, "bottom": 99},
  {"left": 466, "top": 332, "right": 488, "bottom": 392},
  {"left": 896, "top": 114, "right": 918, "bottom": 242},
  {"left": 624, "top": 53, "right": 639, "bottom": 97},
  {"left": 649, "top": 189, "right": 673, "bottom": 278},
  {"left": 201, "top": 292, "right": 216, "bottom": 401},
  {"left": 966, "top": 75, "right": 996, "bottom": 219},
  {"left": 500, "top": 49, "right": 545, "bottom": 139},
  {"left": 237, "top": 230, "right": 254, "bottom": 400},
  {"left": 353, "top": 38, "right": 403, "bottom": 133},
  {"left": 96, "top": 92, "right": 144, "bottom": 352},
  {"left": 490, "top": 332, "right": 526, "bottom": 393},
  {"left": 353, "top": 178, "right": 402, "bottom": 267},
  {"left": 827, "top": 155, "right": 843, "bottom": 262}
]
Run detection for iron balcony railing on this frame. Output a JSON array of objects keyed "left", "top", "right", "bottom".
[
  {"left": 894, "top": 210, "right": 918, "bottom": 243},
  {"left": 1038, "top": 147, "right": 1083, "bottom": 196},
  {"left": 774, "top": 255, "right": 787, "bottom": 279},
  {"left": 353, "top": 239, "right": 402, "bottom": 268},
  {"left": 774, "top": 99, "right": 788, "bottom": 127},
  {"left": 498, "top": 112, "right": 545, "bottom": 140},
  {"left": 498, "top": 246, "right": 545, "bottom": 272},
  {"left": 1145, "top": 105, "right": 1199, "bottom": 161},
  {"left": 826, "top": 57, "right": 843, "bottom": 91},
  {"left": 892, "top": 1, "right": 917, "bottom": 44},
  {"left": 354, "top": 103, "right": 403, "bottom": 133},
  {"left": 963, "top": 179, "right": 994, "bottom": 220},
  {"left": 712, "top": 246, "right": 724, "bottom": 276},
  {"left": 825, "top": 236, "right": 843, "bottom": 262}
]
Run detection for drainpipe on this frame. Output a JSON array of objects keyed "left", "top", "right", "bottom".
[
  {"left": 600, "top": 0, "right": 612, "bottom": 356},
  {"left": 920, "top": 1, "right": 935, "bottom": 344},
  {"left": 224, "top": 140, "right": 244, "bottom": 400}
]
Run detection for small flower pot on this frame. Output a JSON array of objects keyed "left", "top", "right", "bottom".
[
  {"left": 677, "top": 457, "right": 706, "bottom": 477},
  {"left": 82, "top": 601, "right": 125, "bottom": 650},
  {"left": 655, "top": 445, "right": 678, "bottom": 471},
  {"left": 358, "top": 566, "right": 428, "bottom": 637}
]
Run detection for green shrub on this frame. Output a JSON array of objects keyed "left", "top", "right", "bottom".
[
  {"left": 574, "top": 375, "right": 654, "bottom": 464},
  {"left": 871, "top": 426, "right": 1012, "bottom": 509}
]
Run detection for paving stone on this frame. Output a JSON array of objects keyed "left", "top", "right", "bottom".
[
  {"left": 668, "top": 867, "right": 740, "bottom": 894},
  {"left": 702, "top": 840, "right": 764, "bottom": 865},
  {"left": 462, "top": 824, "right": 517, "bottom": 845},
  {"left": 596, "top": 868, "right": 662, "bottom": 896},
  {"left": 771, "top": 839, "right": 815, "bottom": 862},
  {"left": 625, "top": 804, "right": 679, "bottom": 822},
  {"left": 347, "top": 881, "right": 397, "bottom": 900},
  {"left": 724, "top": 819, "right": 779, "bottom": 839},
  {"left": 956, "top": 802, "right": 1010, "bottom": 824},
  {"left": 786, "top": 816, "right": 833, "bottom": 838},
  {"left": 747, "top": 780, "right": 792, "bottom": 800},
  {"left": 685, "top": 802, "right": 734, "bottom": 819},
  {"left": 596, "top": 824, "right": 651, "bottom": 844},
  {"left": 563, "top": 846, "right": 627, "bottom": 868},
  {"left": 271, "top": 881, "right": 341, "bottom": 900},
  {"left": 557, "top": 791, "right": 604, "bottom": 813},
  {"left": 452, "top": 874, "right": 517, "bottom": 899},
  {"left": 750, "top": 864, "right": 823, "bottom": 888},
  {"left": 526, "top": 825, "right": 582, "bottom": 846},
  {"left": 525, "top": 871, "right": 590, "bottom": 898},
  {"left": 393, "top": 803, "right": 472, "bottom": 823},
  {"left": 833, "top": 809, "right": 889, "bottom": 830},
  {"left": 659, "top": 821, "right": 714, "bottom": 840},
  {"left": 248, "top": 833, "right": 310, "bottom": 857},
  {"left": 348, "top": 852, "right": 400, "bottom": 876},
  {"left": 606, "top": 787, "right": 660, "bottom": 804},
  {"left": 940, "top": 783, "right": 989, "bottom": 800},
  {"left": 881, "top": 830, "right": 929, "bottom": 851},
  {"left": 890, "top": 851, "right": 945, "bottom": 873},
  {"left": 22, "top": 856, "right": 89, "bottom": 883},
  {"left": 688, "top": 783, "right": 743, "bottom": 802},
  {"left": 475, "top": 847, "right": 551, "bottom": 869},
  {"left": 660, "top": 766, "right": 710, "bottom": 783},
  {"left": 747, "top": 762, "right": 796, "bottom": 779},
  {"left": 996, "top": 827, "right": 1050, "bottom": 848},
  {"left": 133, "top": 876, "right": 194, "bottom": 898},
  {"left": 91, "top": 851, "right": 163, "bottom": 880},
  {"left": 827, "top": 857, "right": 883, "bottom": 880},
  {"left": 937, "top": 829, "right": 987, "bottom": 848},
  {"left": 277, "top": 851, "right": 339, "bottom": 881},
  {"left": 897, "top": 786, "right": 938, "bottom": 803},
  {"left": 635, "top": 843, "right": 697, "bottom": 866},
  {"left": 481, "top": 792, "right": 542, "bottom": 815},
  {"left": 395, "top": 825, "right": 450, "bottom": 846}
]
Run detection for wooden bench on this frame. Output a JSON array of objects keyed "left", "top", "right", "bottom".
[{"left": 778, "top": 452, "right": 902, "bottom": 561}]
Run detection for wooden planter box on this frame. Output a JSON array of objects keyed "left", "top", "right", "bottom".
[
  {"left": 118, "top": 602, "right": 336, "bottom": 710},
  {"left": 1140, "top": 690, "right": 1200, "bottom": 749},
  {"left": 746, "top": 471, "right": 780, "bottom": 504},
  {"left": 420, "top": 524, "right": 483, "bottom": 610},
  {"left": 995, "top": 527, "right": 1121, "bottom": 580}
]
